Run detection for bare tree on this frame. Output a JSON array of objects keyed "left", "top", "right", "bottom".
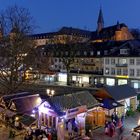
[
  {"left": 0, "top": 5, "right": 36, "bottom": 94},
  {"left": 60, "top": 45, "right": 77, "bottom": 86},
  {"left": 35, "top": 46, "right": 53, "bottom": 80},
  {"left": 48, "top": 36, "right": 79, "bottom": 85}
]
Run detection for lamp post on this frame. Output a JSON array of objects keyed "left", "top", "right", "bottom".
[{"left": 46, "top": 89, "right": 55, "bottom": 97}]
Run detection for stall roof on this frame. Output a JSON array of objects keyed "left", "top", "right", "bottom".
[
  {"left": 2, "top": 92, "right": 33, "bottom": 102},
  {"left": 19, "top": 114, "right": 37, "bottom": 127},
  {"left": 104, "top": 84, "right": 137, "bottom": 101},
  {"left": 1, "top": 92, "right": 34, "bottom": 107},
  {"left": 100, "top": 98, "right": 123, "bottom": 110},
  {"left": 46, "top": 91, "right": 99, "bottom": 116},
  {"left": 11, "top": 94, "right": 42, "bottom": 114}
]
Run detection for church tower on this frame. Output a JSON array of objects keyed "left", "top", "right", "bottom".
[
  {"left": 97, "top": 8, "right": 104, "bottom": 33},
  {"left": 115, "top": 21, "right": 123, "bottom": 41}
]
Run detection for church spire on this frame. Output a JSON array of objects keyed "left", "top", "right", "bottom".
[
  {"left": 116, "top": 21, "right": 120, "bottom": 30},
  {"left": 97, "top": 7, "right": 104, "bottom": 32}
]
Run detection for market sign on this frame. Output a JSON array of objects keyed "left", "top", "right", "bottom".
[{"left": 66, "top": 105, "right": 87, "bottom": 119}]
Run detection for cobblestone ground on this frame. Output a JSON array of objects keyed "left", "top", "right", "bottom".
[{"left": 90, "top": 112, "right": 140, "bottom": 140}]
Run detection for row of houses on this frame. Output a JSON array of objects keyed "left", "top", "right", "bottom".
[
  {"left": 35, "top": 39, "right": 140, "bottom": 91},
  {"left": 0, "top": 8, "right": 138, "bottom": 91},
  {"left": 0, "top": 84, "right": 137, "bottom": 139}
]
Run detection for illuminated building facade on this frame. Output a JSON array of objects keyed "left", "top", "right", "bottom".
[
  {"left": 31, "top": 8, "right": 134, "bottom": 46},
  {"left": 103, "top": 39, "right": 140, "bottom": 91},
  {"left": 31, "top": 8, "right": 139, "bottom": 88}
]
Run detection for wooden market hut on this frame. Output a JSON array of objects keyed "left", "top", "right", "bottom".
[{"left": 93, "top": 84, "right": 138, "bottom": 116}]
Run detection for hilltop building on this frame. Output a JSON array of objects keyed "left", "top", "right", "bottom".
[{"left": 31, "top": 8, "right": 134, "bottom": 46}]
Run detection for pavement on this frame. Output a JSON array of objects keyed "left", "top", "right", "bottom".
[
  {"left": 90, "top": 112, "right": 140, "bottom": 140},
  {"left": 0, "top": 125, "right": 24, "bottom": 140}
]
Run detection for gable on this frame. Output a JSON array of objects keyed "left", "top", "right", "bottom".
[
  {"left": 10, "top": 102, "right": 16, "bottom": 111},
  {"left": 0, "top": 98, "right": 6, "bottom": 108},
  {"left": 38, "top": 101, "right": 57, "bottom": 116}
]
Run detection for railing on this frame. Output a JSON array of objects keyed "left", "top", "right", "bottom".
[
  {"left": 70, "top": 70, "right": 103, "bottom": 75},
  {"left": 116, "top": 64, "right": 128, "bottom": 67},
  {"left": 81, "top": 62, "right": 96, "bottom": 66}
]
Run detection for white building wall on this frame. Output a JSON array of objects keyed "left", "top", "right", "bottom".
[
  {"left": 36, "top": 39, "right": 47, "bottom": 46},
  {"left": 104, "top": 57, "right": 140, "bottom": 79}
]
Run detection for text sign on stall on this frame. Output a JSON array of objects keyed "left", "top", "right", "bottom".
[{"left": 66, "top": 105, "right": 87, "bottom": 119}]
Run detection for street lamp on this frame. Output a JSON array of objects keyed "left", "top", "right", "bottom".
[{"left": 46, "top": 89, "right": 55, "bottom": 97}]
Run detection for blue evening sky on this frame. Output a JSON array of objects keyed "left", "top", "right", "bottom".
[{"left": 0, "top": 0, "right": 140, "bottom": 33}]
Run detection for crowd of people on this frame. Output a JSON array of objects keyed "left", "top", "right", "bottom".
[
  {"left": 24, "top": 127, "right": 52, "bottom": 140},
  {"left": 104, "top": 112, "right": 125, "bottom": 137},
  {"left": 66, "top": 119, "right": 80, "bottom": 139}
]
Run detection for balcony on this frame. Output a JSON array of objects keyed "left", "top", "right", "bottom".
[
  {"left": 82, "top": 62, "right": 96, "bottom": 66},
  {"left": 70, "top": 70, "right": 103, "bottom": 75},
  {"left": 116, "top": 63, "right": 128, "bottom": 67}
]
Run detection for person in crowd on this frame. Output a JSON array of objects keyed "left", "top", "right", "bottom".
[
  {"left": 118, "top": 118, "right": 123, "bottom": 134},
  {"left": 112, "top": 118, "right": 117, "bottom": 127},
  {"left": 111, "top": 112, "right": 115, "bottom": 122},
  {"left": 109, "top": 121, "right": 115, "bottom": 137},
  {"left": 28, "top": 134, "right": 33, "bottom": 140},
  {"left": 35, "top": 127, "right": 42, "bottom": 139},
  {"left": 24, "top": 133, "right": 29, "bottom": 140},
  {"left": 114, "top": 113, "right": 119, "bottom": 126},
  {"left": 121, "top": 114, "right": 125, "bottom": 127},
  {"left": 42, "top": 137, "right": 48, "bottom": 140},
  {"left": 68, "top": 120, "right": 73, "bottom": 138},
  {"left": 72, "top": 118, "right": 79, "bottom": 136},
  {"left": 104, "top": 120, "right": 109, "bottom": 135},
  {"left": 47, "top": 132, "right": 52, "bottom": 140},
  {"left": 73, "top": 125, "right": 78, "bottom": 136}
]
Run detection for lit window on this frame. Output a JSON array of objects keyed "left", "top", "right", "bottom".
[
  {"left": 90, "top": 51, "right": 94, "bottom": 56},
  {"left": 97, "top": 51, "right": 100, "bottom": 55},
  {"left": 105, "top": 68, "right": 109, "bottom": 74},
  {"left": 84, "top": 51, "right": 87, "bottom": 56},
  {"left": 118, "top": 58, "right": 127, "bottom": 64},
  {"left": 65, "top": 51, "right": 68, "bottom": 56}
]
